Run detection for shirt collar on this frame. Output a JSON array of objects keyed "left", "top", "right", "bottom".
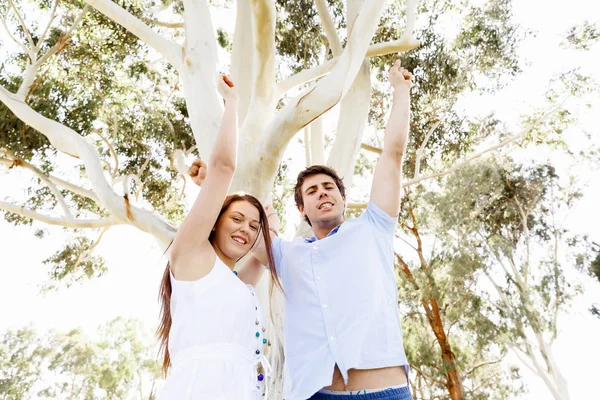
[{"left": 305, "top": 223, "right": 342, "bottom": 243}]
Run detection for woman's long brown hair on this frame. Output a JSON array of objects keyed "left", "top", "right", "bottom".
[{"left": 156, "top": 193, "right": 282, "bottom": 376}]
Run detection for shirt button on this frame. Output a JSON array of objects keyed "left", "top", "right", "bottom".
[
  {"left": 329, "top": 336, "right": 335, "bottom": 342},
  {"left": 322, "top": 304, "right": 328, "bottom": 309},
  {"left": 316, "top": 276, "right": 321, "bottom": 280}
]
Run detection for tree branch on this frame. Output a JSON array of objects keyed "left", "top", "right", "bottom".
[
  {"left": 1, "top": 12, "right": 30, "bottom": 55},
  {"left": 178, "top": 0, "right": 222, "bottom": 160},
  {"left": 239, "top": 0, "right": 277, "bottom": 144},
  {"left": 463, "top": 359, "right": 503, "bottom": 377},
  {"left": 230, "top": 0, "right": 255, "bottom": 125},
  {"left": 7, "top": 0, "right": 34, "bottom": 48},
  {"left": 315, "top": 0, "right": 342, "bottom": 56},
  {"left": 250, "top": 0, "right": 276, "bottom": 105},
  {"left": 36, "top": 0, "right": 60, "bottom": 50},
  {"left": 142, "top": 18, "right": 184, "bottom": 29},
  {"left": 0, "top": 157, "right": 99, "bottom": 202},
  {"left": 71, "top": 227, "right": 110, "bottom": 272},
  {"left": 311, "top": 117, "right": 325, "bottom": 165},
  {"left": 361, "top": 142, "right": 382, "bottom": 154},
  {"left": 84, "top": 0, "right": 182, "bottom": 71},
  {"left": 93, "top": 129, "right": 119, "bottom": 179},
  {"left": 2, "top": 155, "right": 73, "bottom": 220},
  {"left": 414, "top": 120, "right": 441, "bottom": 179},
  {"left": 410, "top": 363, "right": 448, "bottom": 388},
  {"left": 0, "top": 201, "right": 121, "bottom": 229},
  {"left": 327, "top": 63, "right": 371, "bottom": 183},
  {"left": 303, "top": 125, "right": 312, "bottom": 166},
  {"left": 36, "top": 5, "right": 90, "bottom": 67},
  {"left": 0, "top": 84, "right": 177, "bottom": 243}
]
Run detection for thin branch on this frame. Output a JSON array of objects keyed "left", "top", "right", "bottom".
[
  {"left": 395, "top": 252, "right": 421, "bottom": 292},
  {"left": 36, "top": 5, "right": 90, "bottom": 66},
  {"left": 7, "top": 0, "right": 34, "bottom": 48},
  {"left": 409, "top": 363, "right": 448, "bottom": 388},
  {"left": 0, "top": 201, "right": 121, "bottom": 229},
  {"left": 395, "top": 233, "right": 418, "bottom": 252},
  {"left": 414, "top": 120, "right": 441, "bottom": 179},
  {"left": 512, "top": 194, "right": 531, "bottom": 284},
  {"left": 71, "top": 227, "right": 109, "bottom": 272},
  {"left": 1, "top": 12, "right": 30, "bottom": 55},
  {"left": 93, "top": 129, "right": 119, "bottom": 179},
  {"left": 142, "top": 17, "right": 184, "bottom": 29},
  {"left": 4, "top": 156, "right": 74, "bottom": 220},
  {"left": 0, "top": 157, "right": 99, "bottom": 202},
  {"left": 315, "top": 0, "right": 342, "bottom": 56},
  {"left": 36, "top": 0, "right": 60, "bottom": 50},
  {"left": 361, "top": 143, "right": 382, "bottom": 154},
  {"left": 463, "top": 359, "right": 503, "bottom": 377}
]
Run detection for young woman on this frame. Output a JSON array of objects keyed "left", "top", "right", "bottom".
[{"left": 156, "top": 76, "right": 281, "bottom": 400}]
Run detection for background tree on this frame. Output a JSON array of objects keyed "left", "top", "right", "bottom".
[{"left": 0, "top": 318, "right": 160, "bottom": 400}]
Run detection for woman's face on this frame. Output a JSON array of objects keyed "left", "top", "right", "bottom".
[{"left": 212, "top": 200, "right": 261, "bottom": 265}]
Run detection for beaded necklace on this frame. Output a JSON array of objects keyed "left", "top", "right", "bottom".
[{"left": 233, "top": 270, "right": 269, "bottom": 387}]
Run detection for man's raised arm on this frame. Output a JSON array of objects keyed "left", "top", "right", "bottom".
[{"left": 370, "top": 60, "right": 412, "bottom": 217}]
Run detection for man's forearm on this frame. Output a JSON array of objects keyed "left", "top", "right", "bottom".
[{"left": 383, "top": 86, "right": 411, "bottom": 159}]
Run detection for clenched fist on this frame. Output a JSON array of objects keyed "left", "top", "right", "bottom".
[{"left": 188, "top": 159, "right": 207, "bottom": 187}]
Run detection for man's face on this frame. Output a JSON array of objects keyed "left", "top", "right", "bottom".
[{"left": 298, "top": 173, "right": 345, "bottom": 227}]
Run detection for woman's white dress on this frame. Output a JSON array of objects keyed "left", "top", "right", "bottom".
[{"left": 158, "top": 258, "right": 269, "bottom": 400}]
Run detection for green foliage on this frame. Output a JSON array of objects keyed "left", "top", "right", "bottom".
[
  {"left": 562, "top": 20, "right": 600, "bottom": 51},
  {"left": 430, "top": 158, "right": 582, "bottom": 339},
  {"left": 0, "top": 318, "right": 160, "bottom": 400},
  {"left": 0, "top": 327, "right": 50, "bottom": 400},
  {"left": 43, "top": 234, "right": 107, "bottom": 288}
]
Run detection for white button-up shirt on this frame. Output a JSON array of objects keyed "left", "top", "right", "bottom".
[{"left": 273, "top": 202, "right": 409, "bottom": 400}]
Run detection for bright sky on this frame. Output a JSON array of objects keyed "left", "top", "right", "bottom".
[{"left": 1, "top": 0, "right": 599, "bottom": 399}]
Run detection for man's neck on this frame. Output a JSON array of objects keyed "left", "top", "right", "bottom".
[{"left": 312, "top": 218, "right": 344, "bottom": 240}]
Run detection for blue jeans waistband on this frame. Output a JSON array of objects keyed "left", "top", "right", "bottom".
[{"left": 308, "top": 386, "right": 412, "bottom": 400}]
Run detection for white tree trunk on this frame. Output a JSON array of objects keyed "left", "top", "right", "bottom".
[
  {"left": 181, "top": 0, "right": 223, "bottom": 160},
  {"left": 230, "top": 0, "right": 255, "bottom": 125},
  {"left": 310, "top": 117, "right": 326, "bottom": 165}
]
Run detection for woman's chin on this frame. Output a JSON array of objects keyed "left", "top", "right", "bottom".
[{"left": 224, "top": 246, "right": 249, "bottom": 261}]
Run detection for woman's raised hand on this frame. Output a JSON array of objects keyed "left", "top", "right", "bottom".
[{"left": 217, "top": 75, "right": 237, "bottom": 103}]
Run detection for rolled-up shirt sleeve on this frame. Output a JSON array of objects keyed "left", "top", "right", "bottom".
[
  {"left": 361, "top": 202, "right": 397, "bottom": 235},
  {"left": 266, "top": 236, "right": 283, "bottom": 271}
]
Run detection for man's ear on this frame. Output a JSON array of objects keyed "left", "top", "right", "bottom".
[{"left": 297, "top": 204, "right": 306, "bottom": 217}]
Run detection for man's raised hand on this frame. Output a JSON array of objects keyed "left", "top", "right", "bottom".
[{"left": 388, "top": 60, "right": 412, "bottom": 90}]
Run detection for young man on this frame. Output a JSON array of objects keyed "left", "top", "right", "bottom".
[{"left": 240, "top": 60, "right": 414, "bottom": 400}]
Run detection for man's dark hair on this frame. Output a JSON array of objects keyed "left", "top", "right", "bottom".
[{"left": 294, "top": 165, "right": 346, "bottom": 225}]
